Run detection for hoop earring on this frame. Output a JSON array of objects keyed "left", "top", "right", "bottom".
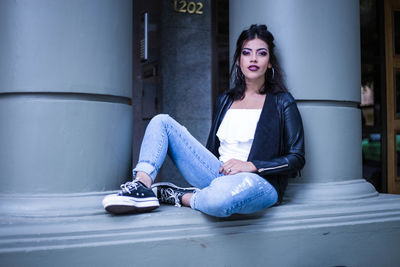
[{"left": 271, "top": 67, "right": 275, "bottom": 80}]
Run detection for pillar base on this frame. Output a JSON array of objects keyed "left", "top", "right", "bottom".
[{"left": 285, "top": 178, "right": 378, "bottom": 203}]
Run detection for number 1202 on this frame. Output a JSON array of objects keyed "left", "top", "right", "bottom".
[{"left": 173, "top": 0, "right": 204, "bottom": 15}]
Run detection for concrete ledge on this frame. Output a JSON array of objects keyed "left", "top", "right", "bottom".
[
  {"left": 0, "top": 191, "right": 112, "bottom": 217},
  {"left": 1, "top": 194, "right": 400, "bottom": 266}
]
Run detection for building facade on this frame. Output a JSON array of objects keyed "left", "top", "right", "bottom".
[{"left": 1, "top": 0, "right": 400, "bottom": 266}]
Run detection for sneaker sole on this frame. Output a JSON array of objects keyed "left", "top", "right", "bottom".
[
  {"left": 103, "top": 195, "right": 159, "bottom": 214},
  {"left": 151, "top": 182, "right": 199, "bottom": 191}
]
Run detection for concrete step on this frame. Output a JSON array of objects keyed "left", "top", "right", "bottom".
[{"left": 1, "top": 194, "right": 400, "bottom": 266}]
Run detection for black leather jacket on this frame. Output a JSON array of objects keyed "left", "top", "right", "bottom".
[{"left": 206, "top": 91, "right": 305, "bottom": 203}]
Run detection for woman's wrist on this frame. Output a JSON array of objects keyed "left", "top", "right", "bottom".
[{"left": 247, "top": 161, "right": 257, "bottom": 172}]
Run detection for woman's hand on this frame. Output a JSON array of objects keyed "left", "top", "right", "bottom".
[{"left": 219, "top": 159, "right": 257, "bottom": 175}]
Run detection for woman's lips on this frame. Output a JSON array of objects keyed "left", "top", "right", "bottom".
[{"left": 248, "top": 65, "right": 259, "bottom": 71}]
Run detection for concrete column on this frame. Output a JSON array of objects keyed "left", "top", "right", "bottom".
[
  {"left": 0, "top": 0, "right": 133, "bottom": 215},
  {"left": 230, "top": 0, "right": 377, "bottom": 202}
]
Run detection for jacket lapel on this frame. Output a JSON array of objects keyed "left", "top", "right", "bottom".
[{"left": 248, "top": 93, "right": 280, "bottom": 161}]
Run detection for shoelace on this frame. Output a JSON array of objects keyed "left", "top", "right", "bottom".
[
  {"left": 160, "top": 188, "right": 182, "bottom": 207},
  {"left": 120, "top": 180, "right": 139, "bottom": 194}
]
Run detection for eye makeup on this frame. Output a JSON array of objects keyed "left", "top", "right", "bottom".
[{"left": 241, "top": 48, "right": 268, "bottom": 56}]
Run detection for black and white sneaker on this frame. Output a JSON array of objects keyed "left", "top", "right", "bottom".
[
  {"left": 102, "top": 180, "right": 159, "bottom": 214},
  {"left": 151, "top": 182, "right": 198, "bottom": 207}
]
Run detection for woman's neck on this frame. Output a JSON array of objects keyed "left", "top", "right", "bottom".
[{"left": 245, "top": 78, "right": 264, "bottom": 94}]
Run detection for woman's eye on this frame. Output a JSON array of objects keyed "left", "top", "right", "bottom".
[
  {"left": 241, "top": 50, "right": 250, "bottom": 56},
  {"left": 258, "top": 51, "right": 268, "bottom": 56}
]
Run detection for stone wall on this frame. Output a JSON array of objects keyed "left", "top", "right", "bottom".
[{"left": 159, "top": 0, "right": 212, "bottom": 186}]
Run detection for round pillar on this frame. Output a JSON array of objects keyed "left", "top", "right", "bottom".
[
  {"left": 230, "top": 0, "right": 377, "bottom": 202},
  {"left": 0, "top": 0, "right": 133, "bottom": 215}
]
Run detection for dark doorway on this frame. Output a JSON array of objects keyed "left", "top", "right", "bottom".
[
  {"left": 211, "top": 0, "right": 230, "bottom": 107},
  {"left": 360, "top": 0, "right": 387, "bottom": 192},
  {"left": 132, "top": 1, "right": 162, "bottom": 166}
]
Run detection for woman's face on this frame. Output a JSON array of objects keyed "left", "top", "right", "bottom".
[{"left": 239, "top": 38, "right": 271, "bottom": 84}]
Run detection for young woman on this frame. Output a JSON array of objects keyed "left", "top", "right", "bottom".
[{"left": 102, "top": 24, "right": 305, "bottom": 218}]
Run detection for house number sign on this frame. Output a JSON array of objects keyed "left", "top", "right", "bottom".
[{"left": 173, "top": 0, "right": 204, "bottom": 15}]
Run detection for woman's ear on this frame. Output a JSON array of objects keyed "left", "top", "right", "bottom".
[{"left": 268, "top": 63, "right": 272, "bottom": 68}]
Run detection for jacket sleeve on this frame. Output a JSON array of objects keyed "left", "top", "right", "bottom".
[{"left": 251, "top": 101, "right": 305, "bottom": 176}]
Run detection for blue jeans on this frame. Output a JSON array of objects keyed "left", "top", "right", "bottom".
[{"left": 133, "top": 114, "right": 278, "bottom": 217}]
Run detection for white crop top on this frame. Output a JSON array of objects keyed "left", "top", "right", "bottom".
[{"left": 216, "top": 109, "right": 262, "bottom": 163}]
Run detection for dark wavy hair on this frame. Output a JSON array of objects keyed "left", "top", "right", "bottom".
[{"left": 228, "top": 24, "right": 288, "bottom": 100}]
